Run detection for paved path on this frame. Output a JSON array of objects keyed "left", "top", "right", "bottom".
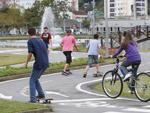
[{"left": 0, "top": 52, "right": 149, "bottom": 113}]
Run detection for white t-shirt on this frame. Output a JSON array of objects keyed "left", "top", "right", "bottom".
[{"left": 87, "top": 39, "right": 101, "bottom": 55}]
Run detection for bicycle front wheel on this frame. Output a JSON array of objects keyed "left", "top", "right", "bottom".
[
  {"left": 102, "top": 70, "right": 123, "bottom": 98},
  {"left": 134, "top": 72, "right": 150, "bottom": 102}
]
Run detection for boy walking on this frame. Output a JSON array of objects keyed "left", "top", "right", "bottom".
[
  {"left": 83, "top": 34, "right": 102, "bottom": 78},
  {"left": 41, "top": 27, "right": 52, "bottom": 49},
  {"left": 25, "top": 28, "right": 49, "bottom": 103},
  {"left": 61, "top": 29, "right": 78, "bottom": 75}
]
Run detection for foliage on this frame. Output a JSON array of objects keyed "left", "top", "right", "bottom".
[
  {"left": 52, "top": 0, "right": 69, "bottom": 19},
  {"left": 0, "top": 7, "right": 24, "bottom": 34},
  {"left": 82, "top": 19, "right": 91, "bottom": 30},
  {"left": 0, "top": 57, "right": 111, "bottom": 78}
]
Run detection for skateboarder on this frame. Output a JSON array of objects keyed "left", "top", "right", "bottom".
[{"left": 25, "top": 28, "right": 49, "bottom": 103}]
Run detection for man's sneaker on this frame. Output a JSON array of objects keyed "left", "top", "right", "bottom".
[
  {"left": 83, "top": 73, "right": 87, "bottom": 78},
  {"left": 36, "top": 95, "right": 45, "bottom": 99},
  {"left": 62, "top": 71, "right": 69, "bottom": 76},
  {"left": 66, "top": 69, "right": 72, "bottom": 74},
  {"left": 93, "top": 72, "right": 103, "bottom": 77},
  {"left": 123, "top": 73, "right": 132, "bottom": 82}
]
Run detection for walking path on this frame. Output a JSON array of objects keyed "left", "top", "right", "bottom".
[{"left": 0, "top": 52, "right": 149, "bottom": 113}]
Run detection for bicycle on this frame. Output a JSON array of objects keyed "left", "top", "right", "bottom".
[{"left": 102, "top": 58, "right": 150, "bottom": 102}]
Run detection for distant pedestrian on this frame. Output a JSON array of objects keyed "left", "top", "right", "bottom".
[
  {"left": 41, "top": 27, "right": 52, "bottom": 50},
  {"left": 60, "top": 29, "right": 78, "bottom": 75},
  {"left": 83, "top": 34, "right": 102, "bottom": 78},
  {"left": 25, "top": 28, "right": 49, "bottom": 103}
]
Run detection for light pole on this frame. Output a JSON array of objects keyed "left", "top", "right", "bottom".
[
  {"left": 133, "top": 0, "right": 137, "bottom": 20},
  {"left": 145, "top": 0, "right": 148, "bottom": 19},
  {"left": 104, "top": 0, "right": 109, "bottom": 57},
  {"left": 92, "top": 0, "right": 95, "bottom": 34}
]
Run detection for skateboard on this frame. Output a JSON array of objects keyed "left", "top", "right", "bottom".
[{"left": 37, "top": 98, "right": 53, "bottom": 104}]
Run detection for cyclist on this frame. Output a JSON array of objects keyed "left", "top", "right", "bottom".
[{"left": 112, "top": 31, "right": 141, "bottom": 91}]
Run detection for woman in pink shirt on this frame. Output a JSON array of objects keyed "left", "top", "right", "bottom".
[{"left": 61, "top": 30, "right": 78, "bottom": 75}]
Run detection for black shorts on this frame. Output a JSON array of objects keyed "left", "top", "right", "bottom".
[{"left": 63, "top": 51, "right": 72, "bottom": 64}]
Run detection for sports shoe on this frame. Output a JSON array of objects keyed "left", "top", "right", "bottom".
[
  {"left": 66, "top": 69, "right": 72, "bottom": 74},
  {"left": 83, "top": 73, "right": 87, "bottom": 78},
  {"left": 123, "top": 73, "right": 132, "bottom": 82},
  {"left": 62, "top": 71, "right": 69, "bottom": 76},
  {"left": 36, "top": 95, "right": 45, "bottom": 99},
  {"left": 93, "top": 72, "right": 103, "bottom": 77}
]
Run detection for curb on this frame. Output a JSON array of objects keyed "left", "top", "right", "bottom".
[{"left": 17, "top": 108, "right": 53, "bottom": 113}]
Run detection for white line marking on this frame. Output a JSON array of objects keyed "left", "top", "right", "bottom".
[
  {"left": 76, "top": 78, "right": 150, "bottom": 102},
  {"left": 45, "top": 91, "right": 69, "bottom": 98},
  {"left": 103, "top": 111, "right": 122, "bottom": 113},
  {"left": 76, "top": 79, "right": 105, "bottom": 97},
  {"left": 123, "top": 108, "right": 150, "bottom": 113},
  {"left": 144, "top": 105, "right": 150, "bottom": 108},
  {"left": 0, "top": 93, "right": 13, "bottom": 100},
  {"left": 52, "top": 98, "right": 110, "bottom": 103}
]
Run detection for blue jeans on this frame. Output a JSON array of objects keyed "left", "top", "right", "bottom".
[
  {"left": 120, "top": 60, "right": 141, "bottom": 77},
  {"left": 29, "top": 67, "right": 47, "bottom": 102}
]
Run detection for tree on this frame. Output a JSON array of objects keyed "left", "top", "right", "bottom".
[
  {"left": 82, "top": 19, "right": 90, "bottom": 30},
  {"left": 0, "top": 7, "right": 24, "bottom": 35},
  {"left": 24, "top": 0, "right": 55, "bottom": 28},
  {"left": 52, "top": 0, "right": 69, "bottom": 19}
]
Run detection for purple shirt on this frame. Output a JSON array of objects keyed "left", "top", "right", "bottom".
[{"left": 113, "top": 41, "right": 141, "bottom": 62}]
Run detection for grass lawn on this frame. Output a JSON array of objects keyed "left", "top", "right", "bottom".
[
  {"left": 90, "top": 82, "right": 136, "bottom": 99},
  {"left": 0, "top": 54, "right": 27, "bottom": 66},
  {"left": 90, "top": 74, "right": 150, "bottom": 99},
  {"left": 0, "top": 99, "right": 52, "bottom": 113}
]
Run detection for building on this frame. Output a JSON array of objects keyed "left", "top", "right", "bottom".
[
  {"left": 0, "top": 0, "right": 9, "bottom": 10},
  {"left": 55, "top": 0, "right": 79, "bottom": 11},
  {"left": 107, "top": 0, "right": 148, "bottom": 18},
  {"left": 8, "top": 0, "right": 35, "bottom": 9}
]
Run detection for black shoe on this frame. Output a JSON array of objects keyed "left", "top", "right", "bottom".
[
  {"left": 36, "top": 95, "right": 45, "bottom": 99},
  {"left": 62, "top": 71, "right": 69, "bottom": 76},
  {"left": 83, "top": 73, "right": 87, "bottom": 78},
  {"left": 93, "top": 72, "right": 103, "bottom": 77},
  {"left": 66, "top": 69, "right": 72, "bottom": 74}
]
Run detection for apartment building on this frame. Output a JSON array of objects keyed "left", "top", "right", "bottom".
[{"left": 107, "top": 0, "right": 147, "bottom": 18}]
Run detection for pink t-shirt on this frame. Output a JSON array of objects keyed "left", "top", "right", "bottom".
[{"left": 61, "top": 35, "right": 76, "bottom": 51}]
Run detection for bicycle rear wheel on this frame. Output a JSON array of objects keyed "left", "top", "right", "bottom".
[
  {"left": 134, "top": 72, "right": 150, "bottom": 102},
  {"left": 102, "top": 70, "right": 123, "bottom": 98}
]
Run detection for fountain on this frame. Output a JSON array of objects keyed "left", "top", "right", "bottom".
[{"left": 41, "top": 7, "right": 63, "bottom": 47}]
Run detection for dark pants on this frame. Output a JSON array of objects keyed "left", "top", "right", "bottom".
[
  {"left": 30, "top": 67, "right": 47, "bottom": 102},
  {"left": 63, "top": 51, "right": 72, "bottom": 65},
  {"left": 120, "top": 60, "right": 141, "bottom": 77},
  {"left": 120, "top": 60, "right": 141, "bottom": 91}
]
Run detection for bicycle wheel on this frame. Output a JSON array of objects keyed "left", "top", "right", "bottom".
[
  {"left": 134, "top": 72, "right": 150, "bottom": 102},
  {"left": 102, "top": 70, "right": 123, "bottom": 98}
]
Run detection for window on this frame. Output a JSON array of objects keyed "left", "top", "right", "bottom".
[
  {"left": 110, "top": 4, "right": 115, "bottom": 7},
  {"left": 110, "top": 8, "right": 115, "bottom": 12},
  {"left": 110, "top": 0, "right": 115, "bottom": 2},
  {"left": 110, "top": 13, "right": 115, "bottom": 16}
]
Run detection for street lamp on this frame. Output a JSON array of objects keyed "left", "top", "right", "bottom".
[
  {"left": 104, "top": 0, "right": 109, "bottom": 57},
  {"left": 145, "top": 0, "right": 148, "bottom": 19},
  {"left": 133, "top": 0, "right": 137, "bottom": 20},
  {"left": 92, "top": 0, "right": 95, "bottom": 34}
]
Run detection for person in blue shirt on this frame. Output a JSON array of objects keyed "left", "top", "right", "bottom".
[{"left": 25, "top": 28, "right": 49, "bottom": 103}]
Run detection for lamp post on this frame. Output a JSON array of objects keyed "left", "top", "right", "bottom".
[
  {"left": 104, "top": 0, "right": 109, "bottom": 57},
  {"left": 133, "top": 0, "right": 137, "bottom": 20},
  {"left": 145, "top": 0, "right": 148, "bottom": 19},
  {"left": 92, "top": 0, "right": 95, "bottom": 34}
]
